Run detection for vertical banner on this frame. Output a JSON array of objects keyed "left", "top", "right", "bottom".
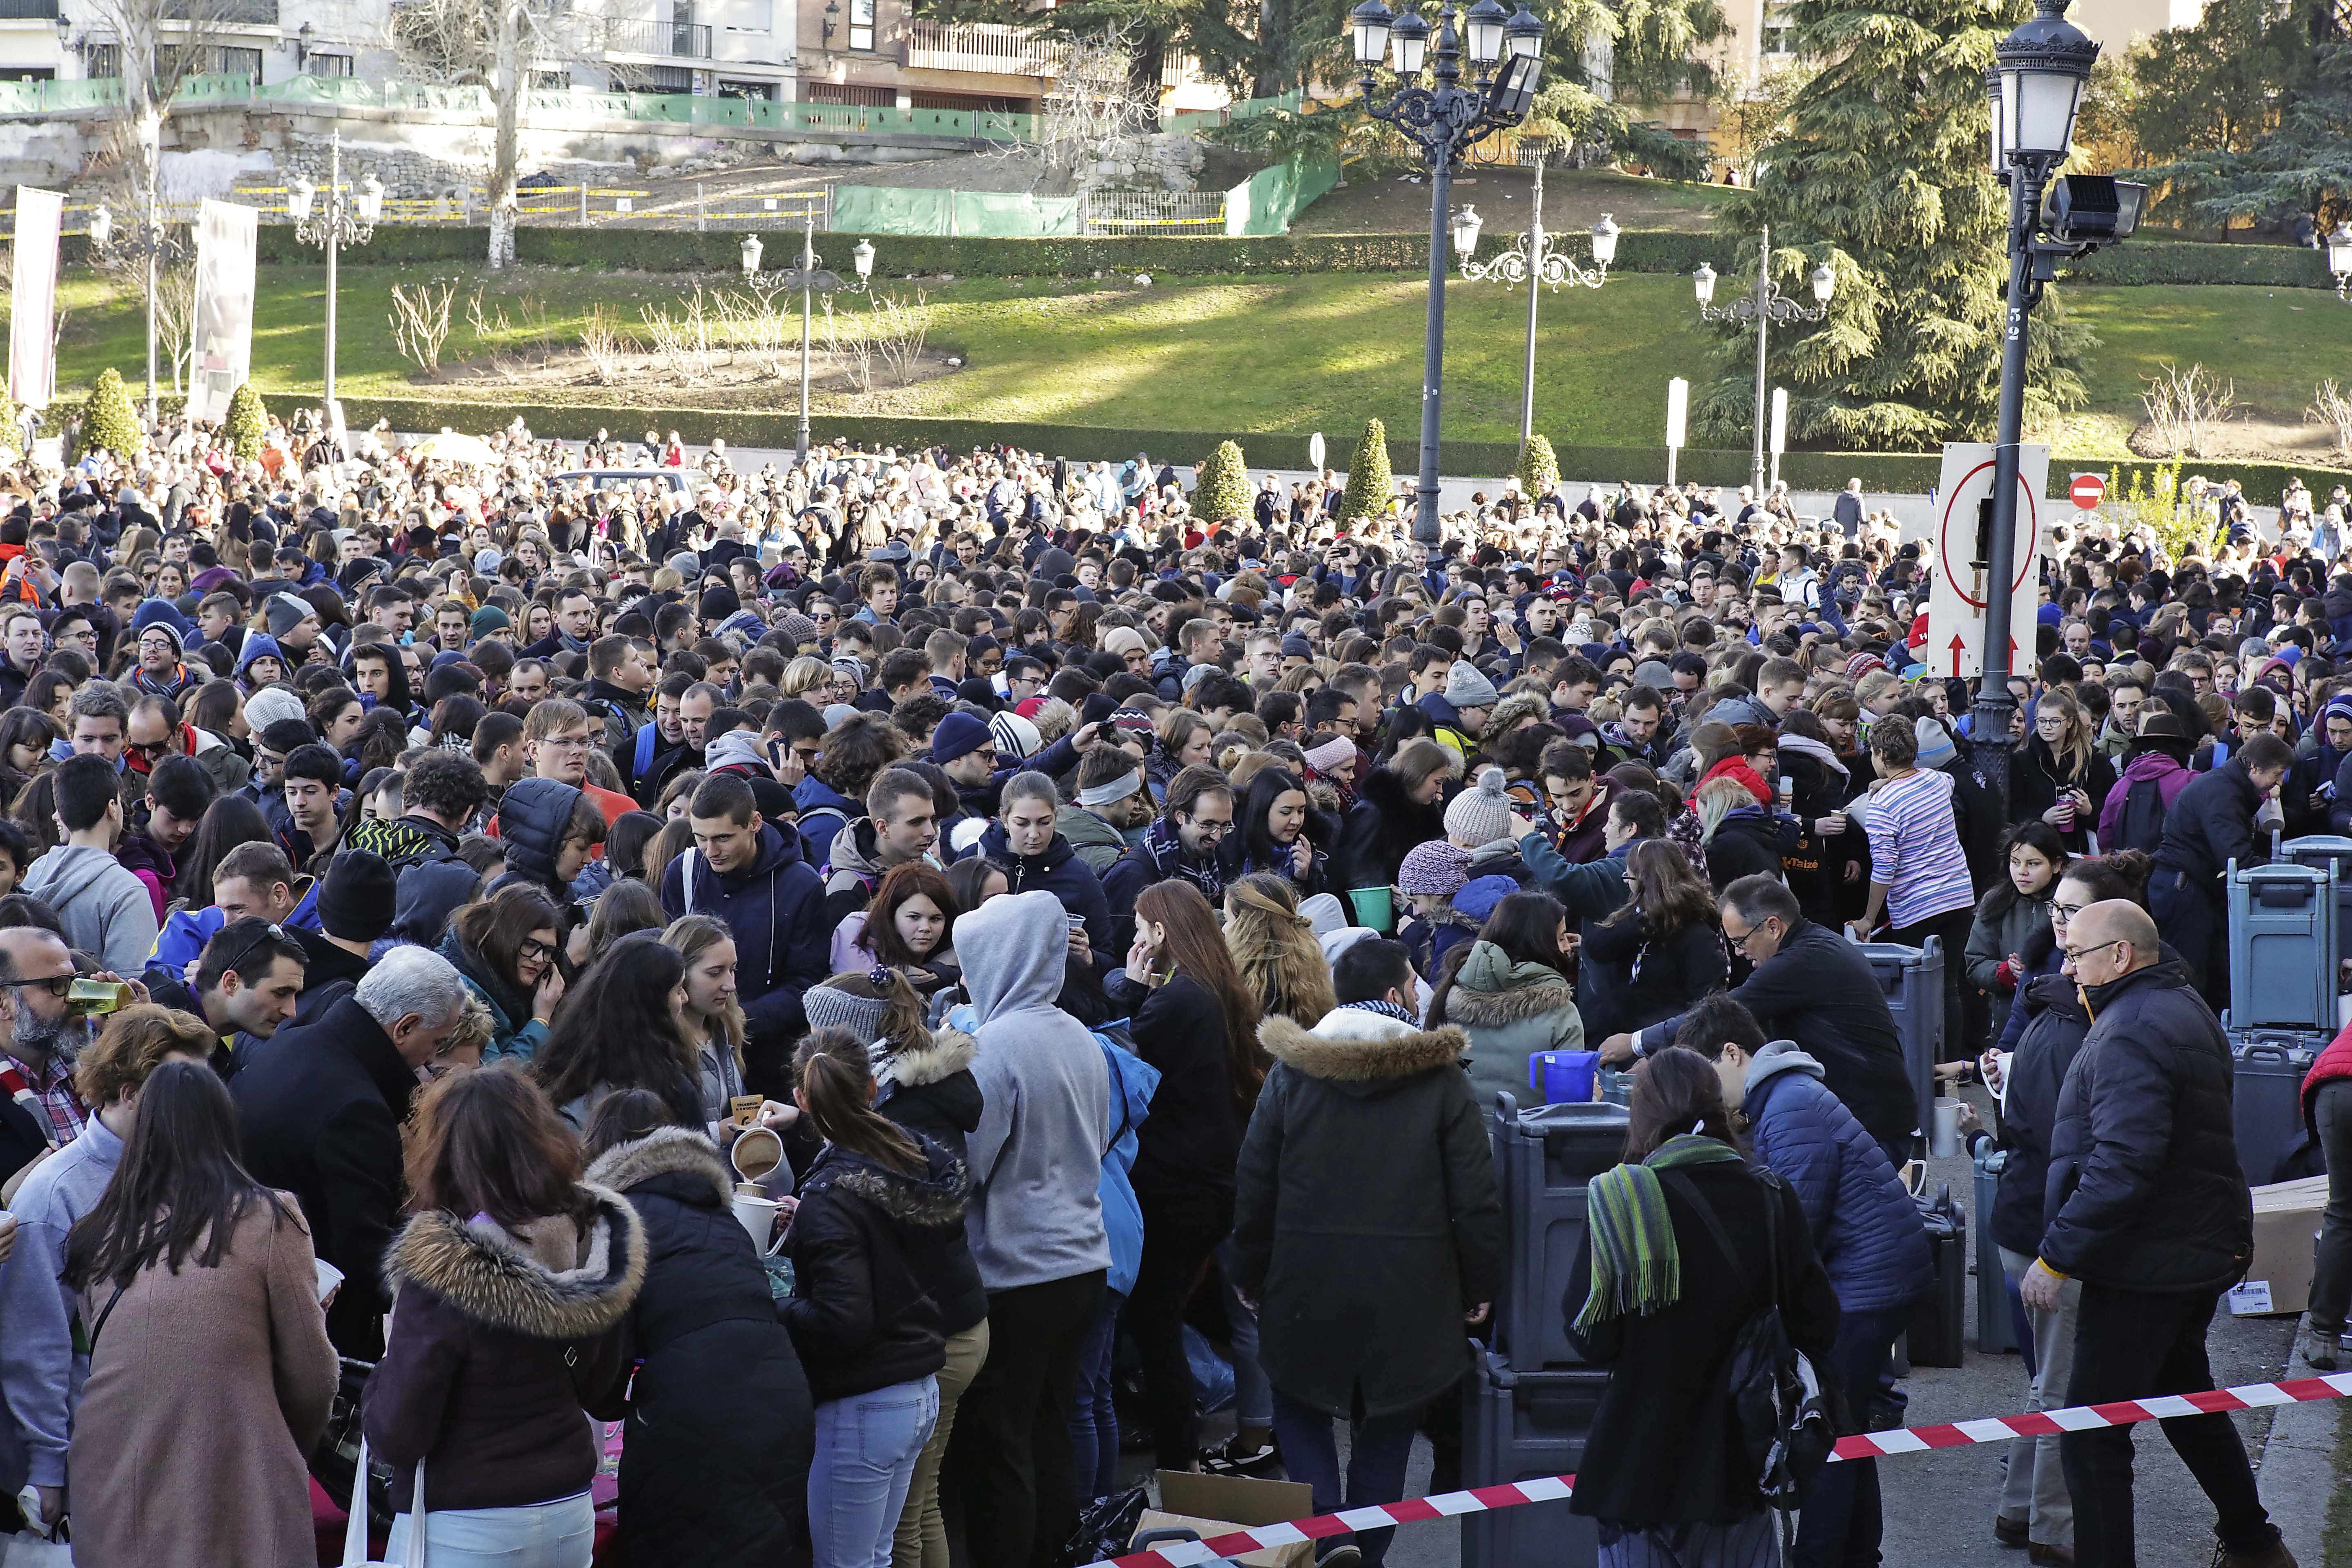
[
  {"left": 1769, "top": 386, "right": 1788, "bottom": 488},
  {"left": 8, "top": 185, "right": 64, "bottom": 410},
  {"left": 188, "top": 198, "right": 258, "bottom": 424},
  {"left": 1664, "top": 376, "right": 1688, "bottom": 488}
]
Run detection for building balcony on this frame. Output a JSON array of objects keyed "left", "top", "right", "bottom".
[
  {"left": 0, "top": 0, "right": 59, "bottom": 20},
  {"left": 163, "top": 0, "right": 277, "bottom": 21},
  {"left": 605, "top": 16, "right": 713, "bottom": 58},
  {"left": 901, "top": 19, "right": 1059, "bottom": 76}
]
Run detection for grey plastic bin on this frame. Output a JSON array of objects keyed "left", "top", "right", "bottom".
[
  {"left": 2281, "top": 833, "right": 2352, "bottom": 971},
  {"left": 1856, "top": 936, "right": 1944, "bottom": 1148},
  {"left": 1974, "top": 1146, "right": 2019, "bottom": 1355},
  {"left": 2224, "top": 858, "right": 2338, "bottom": 1032},
  {"left": 1491, "top": 1094, "right": 1630, "bottom": 1371},
  {"left": 2227, "top": 1027, "right": 2327, "bottom": 1187},
  {"left": 1461, "top": 1348, "right": 1602, "bottom": 1568}
]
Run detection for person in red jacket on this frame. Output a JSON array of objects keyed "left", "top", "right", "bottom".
[{"left": 2301, "top": 1023, "right": 2352, "bottom": 1370}]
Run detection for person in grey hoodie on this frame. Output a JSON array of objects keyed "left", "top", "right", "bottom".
[
  {"left": 20, "top": 754, "right": 160, "bottom": 976},
  {"left": 942, "top": 889, "right": 1110, "bottom": 1568}
]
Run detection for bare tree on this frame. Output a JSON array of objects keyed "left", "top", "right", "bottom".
[
  {"left": 385, "top": 0, "right": 598, "bottom": 269},
  {"left": 389, "top": 279, "right": 460, "bottom": 375},
  {"left": 77, "top": 0, "right": 236, "bottom": 218},
  {"left": 982, "top": 19, "right": 1167, "bottom": 194}
]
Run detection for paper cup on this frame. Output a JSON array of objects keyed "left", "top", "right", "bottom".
[
  {"left": 1931, "top": 1096, "right": 1963, "bottom": 1159},
  {"left": 313, "top": 1258, "right": 345, "bottom": 1305}
]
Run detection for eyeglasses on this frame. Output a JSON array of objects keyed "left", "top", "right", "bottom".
[
  {"left": 0, "top": 973, "right": 74, "bottom": 999},
  {"left": 1723, "top": 918, "right": 1775, "bottom": 955},
  {"left": 1180, "top": 816, "right": 1233, "bottom": 839},
  {"left": 2051, "top": 901, "right": 2087, "bottom": 923},
  {"left": 543, "top": 733, "right": 595, "bottom": 751},
  {"left": 517, "top": 937, "right": 556, "bottom": 963},
  {"left": 2061, "top": 937, "right": 2127, "bottom": 966}
]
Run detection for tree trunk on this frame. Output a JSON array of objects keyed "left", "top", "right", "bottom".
[{"left": 488, "top": 0, "right": 522, "bottom": 270}]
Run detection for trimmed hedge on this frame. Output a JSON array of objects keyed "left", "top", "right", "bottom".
[{"left": 223, "top": 222, "right": 2331, "bottom": 287}]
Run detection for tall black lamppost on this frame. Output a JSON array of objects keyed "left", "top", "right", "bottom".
[
  {"left": 1349, "top": 0, "right": 1546, "bottom": 545},
  {"left": 1974, "top": 0, "right": 2144, "bottom": 797}
]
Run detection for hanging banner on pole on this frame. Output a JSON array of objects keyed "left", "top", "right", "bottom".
[
  {"left": 187, "top": 198, "right": 258, "bottom": 425},
  {"left": 1768, "top": 387, "right": 1788, "bottom": 489},
  {"left": 1664, "top": 377, "right": 1688, "bottom": 488},
  {"left": 1923, "top": 440, "right": 2049, "bottom": 680},
  {"left": 8, "top": 185, "right": 64, "bottom": 410}
]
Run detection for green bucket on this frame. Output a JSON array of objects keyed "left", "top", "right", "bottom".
[{"left": 1346, "top": 886, "right": 1394, "bottom": 933}]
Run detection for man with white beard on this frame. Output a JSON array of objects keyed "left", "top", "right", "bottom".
[{"left": 0, "top": 927, "right": 98, "bottom": 1176}]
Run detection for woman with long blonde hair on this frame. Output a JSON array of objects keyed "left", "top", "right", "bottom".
[
  {"left": 663, "top": 914, "right": 752, "bottom": 1130},
  {"left": 1223, "top": 873, "right": 1336, "bottom": 1028},
  {"left": 2013, "top": 687, "right": 2114, "bottom": 855}
]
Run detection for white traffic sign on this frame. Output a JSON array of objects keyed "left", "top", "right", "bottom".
[{"left": 1924, "top": 441, "right": 2049, "bottom": 681}]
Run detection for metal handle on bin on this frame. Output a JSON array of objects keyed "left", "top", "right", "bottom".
[{"left": 2243, "top": 1042, "right": 2290, "bottom": 1064}]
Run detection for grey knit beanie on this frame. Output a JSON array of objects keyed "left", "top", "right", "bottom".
[{"left": 802, "top": 980, "right": 888, "bottom": 1045}]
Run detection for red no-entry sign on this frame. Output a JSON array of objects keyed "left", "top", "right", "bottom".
[{"left": 2071, "top": 473, "right": 2107, "bottom": 510}]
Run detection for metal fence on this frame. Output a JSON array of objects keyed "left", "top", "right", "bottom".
[{"left": 1079, "top": 189, "right": 1227, "bottom": 235}]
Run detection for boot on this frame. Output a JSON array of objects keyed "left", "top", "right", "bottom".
[{"left": 2212, "top": 1533, "right": 2297, "bottom": 1568}]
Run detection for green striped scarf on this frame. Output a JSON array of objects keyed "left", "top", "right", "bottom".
[{"left": 1573, "top": 1134, "right": 1747, "bottom": 1330}]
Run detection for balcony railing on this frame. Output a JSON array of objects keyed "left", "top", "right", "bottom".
[
  {"left": 162, "top": 0, "right": 279, "bottom": 22},
  {"left": 0, "top": 0, "right": 59, "bottom": 20},
  {"left": 604, "top": 17, "right": 712, "bottom": 57},
  {"left": 901, "top": 19, "right": 1061, "bottom": 76}
]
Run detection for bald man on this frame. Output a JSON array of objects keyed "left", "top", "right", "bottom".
[{"left": 2023, "top": 899, "right": 2282, "bottom": 1568}]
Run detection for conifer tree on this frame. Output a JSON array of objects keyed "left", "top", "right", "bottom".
[
  {"left": 1338, "top": 418, "right": 1392, "bottom": 523},
  {"left": 225, "top": 383, "right": 267, "bottom": 462},
  {"left": 1693, "top": 0, "right": 2093, "bottom": 451},
  {"left": 1193, "top": 439, "right": 1250, "bottom": 523},
  {"left": 1516, "top": 433, "right": 1559, "bottom": 499},
  {"left": 82, "top": 368, "right": 141, "bottom": 459}
]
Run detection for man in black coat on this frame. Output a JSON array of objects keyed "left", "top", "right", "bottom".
[
  {"left": 229, "top": 947, "right": 468, "bottom": 1358},
  {"left": 1603, "top": 875, "right": 1917, "bottom": 1167},
  {"left": 2149, "top": 733, "right": 2292, "bottom": 1009},
  {"left": 2022, "top": 900, "right": 2283, "bottom": 1568}
]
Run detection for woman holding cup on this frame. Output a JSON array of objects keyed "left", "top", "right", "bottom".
[{"left": 2011, "top": 691, "right": 2114, "bottom": 856}]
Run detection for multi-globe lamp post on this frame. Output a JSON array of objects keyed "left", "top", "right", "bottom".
[
  {"left": 1971, "top": 0, "right": 2145, "bottom": 796},
  {"left": 1692, "top": 231, "right": 1835, "bottom": 497},
  {"left": 1348, "top": 0, "right": 1546, "bottom": 543},
  {"left": 285, "top": 129, "right": 387, "bottom": 419},
  {"left": 741, "top": 211, "right": 875, "bottom": 461},
  {"left": 1449, "top": 156, "right": 1620, "bottom": 450}
]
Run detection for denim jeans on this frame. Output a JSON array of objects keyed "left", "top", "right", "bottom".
[
  {"left": 1267, "top": 1387, "right": 1418, "bottom": 1566},
  {"left": 386, "top": 1491, "right": 595, "bottom": 1568},
  {"left": 1793, "top": 1304, "right": 1911, "bottom": 1568},
  {"left": 2061, "top": 1283, "right": 2274, "bottom": 1568},
  {"left": 1068, "top": 1288, "right": 1125, "bottom": 1501},
  {"left": 812, "top": 1376, "right": 941, "bottom": 1568},
  {"left": 1215, "top": 1236, "right": 1272, "bottom": 1430}
]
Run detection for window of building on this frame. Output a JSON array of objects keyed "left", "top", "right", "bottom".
[
  {"left": 613, "top": 62, "right": 694, "bottom": 90},
  {"left": 718, "top": 78, "right": 775, "bottom": 98},
  {"left": 725, "top": 0, "right": 768, "bottom": 31},
  {"left": 305, "top": 52, "right": 355, "bottom": 76},
  {"left": 216, "top": 45, "right": 263, "bottom": 81},
  {"left": 849, "top": 0, "right": 873, "bottom": 51},
  {"left": 1760, "top": 3, "right": 1794, "bottom": 56},
  {"left": 804, "top": 82, "right": 890, "bottom": 105},
  {"left": 83, "top": 42, "right": 118, "bottom": 77},
  {"left": 530, "top": 69, "right": 572, "bottom": 87}
]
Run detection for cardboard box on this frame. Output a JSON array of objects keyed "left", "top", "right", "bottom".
[
  {"left": 2232, "top": 1176, "right": 2329, "bottom": 1317},
  {"left": 1137, "top": 1471, "right": 1316, "bottom": 1568}
]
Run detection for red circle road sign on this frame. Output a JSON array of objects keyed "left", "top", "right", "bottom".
[{"left": 2071, "top": 473, "right": 2107, "bottom": 510}]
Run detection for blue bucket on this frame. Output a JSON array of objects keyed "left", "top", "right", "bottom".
[{"left": 1530, "top": 1049, "right": 1600, "bottom": 1105}]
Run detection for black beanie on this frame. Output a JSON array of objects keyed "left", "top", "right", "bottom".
[{"left": 318, "top": 851, "right": 397, "bottom": 944}]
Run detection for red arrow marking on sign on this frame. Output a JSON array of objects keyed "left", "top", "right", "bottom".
[{"left": 1949, "top": 634, "right": 1966, "bottom": 676}]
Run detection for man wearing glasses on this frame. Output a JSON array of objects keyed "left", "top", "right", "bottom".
[
  {"left": 1598, "top": 874, "right": 1918, "bottom": 1173},
  {"left": 147, "top": 917, "right": 310, "bottom": 1078},
  {"left": 0, "top": 927, "right": 96, "bottom": 1159},
  {"left": 2020, "top": 900, "right": 2283, "bottom": 1568},
  {"left": 1103, "top": 768, "right": 1234, "bottom": 958}
]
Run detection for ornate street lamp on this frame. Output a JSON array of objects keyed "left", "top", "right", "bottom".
[
  {"left": 746, "top": 211, "right": 875, "bottom": 459},
  {"left": 1454, "top": 150, "right": 1615, "bottom": 450},
  {"left": 1692, "top": 228, "right": 1834, "bottom": 498},
  {"left": 287, "top": 128, "right": 384, "bottom": 416}
]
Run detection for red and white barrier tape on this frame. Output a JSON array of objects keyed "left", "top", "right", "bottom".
[{"left": 1089, "top": 1371, "right": 2352, "bottom": 1568}]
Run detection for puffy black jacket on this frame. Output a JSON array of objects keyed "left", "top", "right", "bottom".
[
  {"left": 2039, "top": 957, "right": 2253, "bottom": 1292},
  {"left": 494, "top": 776, "right": 584, "bottom": 899},
  {"left": 2152, "top": 755, "right": 2267, "bottom": 892},
  {"left": 1701, "top": 806, "right": 1786, "bottom": 892},
  {"left": 874, "top": 1028, "right": 990, "bottom": 1336},
  {"left": 1332, "top": 767, "right": 1445, "bottom": 893},
  {"left": 780, "top": 1138, "right": 966, "bottom": 1402},
  {"left": 1986, "top": 967, "right": 2091, "bottom": 1258},
  {"left": 978, "top": 820, "right": 1114, "bottom": 957},
  {"left": 1577, "top": 904, "right": 1725, "bottom": 1042}
]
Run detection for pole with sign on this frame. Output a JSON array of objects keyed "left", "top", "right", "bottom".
[
  {"left": 1768, "top": 387, "right": 1787, "bottom": 490},
  {"left": 1664, "top": 377, "right": 1688, "bottom": 490},
  {"left": 1924, "top": 440, "right": 2049, "bottom": 679}
]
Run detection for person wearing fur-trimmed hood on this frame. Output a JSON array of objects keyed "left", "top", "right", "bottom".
[
  {"left": 1232, "top": 936, "right": 1502, "bottom": 1568},
  {"left": 362, "top": 1068, "right": 646, "bottom": 1568},
  {"left": 582, "top": 1099, "right": 816, "bottom": 1568}
]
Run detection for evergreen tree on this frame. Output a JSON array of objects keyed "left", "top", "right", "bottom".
[
  {"left": 1338, "top": 418, "right": 1392, "bottom": 523},
  {"left": 82, "top": 368, "right": 141, "bottom": 460},
  {"left": 1693, "top": 0, "right": 2093, "bottom": 451},
  {"left": 1193, "top": 439, "right": 1250, "bottom": 522},
  {"left": 1516, "top": 433, "right": 1560, "bottom": 500},
  {"left": 225, "top": 383, "right": 267, "bottom": 462},
  {"left": 2140, "top": 40, "right": 2352, "bottom": 227}
]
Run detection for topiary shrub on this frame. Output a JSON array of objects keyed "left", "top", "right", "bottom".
[
  {"left": 225, "top": 382, "right": 267, "bottom": 461},
  {"left": 1338, "top": 417, "right": 1392, "bottom": 523},
  {"left": 81, "top": 368, "right": 141, "bottom": 459},
  {"left": 1517, "top": 432, "right": 1559, "bottom": 499},
  {"left": 1192, "top": 438, "right": 1250, "bottom": 523}
]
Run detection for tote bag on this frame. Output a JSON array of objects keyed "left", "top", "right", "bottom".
[{"left": 341, "top": 1437, "right": 427, "bottom": 1568}]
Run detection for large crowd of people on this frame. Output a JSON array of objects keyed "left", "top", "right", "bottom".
[{"left": 0, "top": 403, "right": 2335, "bottom": 1568}]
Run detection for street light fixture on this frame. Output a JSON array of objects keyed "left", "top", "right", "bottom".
[
  {"left": 2328, "top": 222, "right": 2352, "bottom": 302},
  {"left": 1693, "top": 226, "right": 1834, "bottom": 497},
  {"left": 1350, "top": 0, "right": 1546, "bottom": 543},
  {"left": 1455, "top": 149, "right": 1616, "bottom": 448},
  {"left": 745, "top": 212, "right": 873, "bottom": 459},
  {"left": 287, "top": 127, "right": 381, "bottom": 420},
  {"left": 84, "top": 142, "right": 186, "bottom": 430}
]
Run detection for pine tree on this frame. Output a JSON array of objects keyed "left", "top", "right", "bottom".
[
  {"left": 1337, "top": 418, "right": 1392, "bottom": 523},
  {"left": 1516, "top": 433, "right": 1559, "bottom": 500},
  {"left": 225, "top": 383, "right": 267, "bottom": 461},
  {"left": 2140, "top": 40, "right": 2352, "bottom": 228},
  {"left": 81, "top": 368, "right": 141, "bottom": 460},
  {"left": 1192, "top": 439, "right": 1250, "bottom": 523},
  {"left": 1693, "top": 0, "right": 2094, "bottom": 452}
]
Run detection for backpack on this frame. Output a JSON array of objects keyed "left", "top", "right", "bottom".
[
  {"left": 2112, "top": 774, "right": 2170, "bottom": 857},
  {"left": 1662, "top": 1168, "right": 1838, "bottom": 1537}
]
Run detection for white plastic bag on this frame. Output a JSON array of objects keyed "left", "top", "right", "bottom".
[{"left": 342, "top": 1436, "right": 426, "bottom": 1568}]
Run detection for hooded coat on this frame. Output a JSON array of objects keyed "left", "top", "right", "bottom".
[
  {"left": 1334, "top": 766, "right": 1447, "bottom": 894},
  {"left": 2040, "top": 956, "right": 2252, "bottom": 1292},
  {"left": 2098, "top": 745, "right": 2194, "bottom": 852},
  {"left": 583, "top": 1129, "right": 813, "bottom": 1568},
  {"left": 779, "top": 1137, "right": 967, "bottom": 1403},
  {"left": 978, "top": 820, "right": 1113, "bottom": 956},
  {"left": 19, "top": 844, "right": 159, "bottom": 978},
  {"left": 1701, "top": 804, "right": 1788, "bottom": 892},
  {"left": 874, "top": 1027, "right": 991, "bottom": 1334},
  {"left": 791, "top": 775, "right": 860, "bottom": 868},
  {"left": 955, "top": 890, "right": 1110, "bottom": 1291},
  {"left": 1741, "top": 1040, "right": 1933, "bottom": 1314},
  {"left": 1436, "top": 940, "right": 1585, "bottom": 1108},
  {"left": 1056, "top": 804, "right": 1132, "bottom": 878},
  {"left": 1235, "top": 1009, "right": 1501, "bottom": 1418},
  {"left": 659, "top": 820, "right": 831, "bottom": 1088},
  {"left": 492, "top": 776, "right": 584, "bottom": 900},
  {"left": 361, "top": 1187, "right": 644, "bottom": 1513},
  {"left": 438, "top": 924, "right": 549, "bottom": 1062}
]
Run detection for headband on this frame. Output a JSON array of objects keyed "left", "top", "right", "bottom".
[{"left": 1077, "top": 769, "right": 1146, "bottom": 808}]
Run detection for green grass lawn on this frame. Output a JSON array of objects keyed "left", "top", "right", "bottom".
[{"left": 32, "top": 265, "right": 2347, "bottom": 456}]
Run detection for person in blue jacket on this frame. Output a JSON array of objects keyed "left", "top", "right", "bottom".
[
  {"left": 1675, "top": 991, "right": 1931, "bottom": 1568},
  {"left": 657, "top": 771, "right": 831, "bottom": 1099}
]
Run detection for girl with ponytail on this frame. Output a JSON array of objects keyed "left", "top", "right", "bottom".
[{"left": 779, "top": 1027, "right": 969, "bottom": 1568}]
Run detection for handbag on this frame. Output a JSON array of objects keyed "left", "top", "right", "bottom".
[
  {"left": 312, "top": 1359, "right": 396, "bottom": 1533},
  {"left": 341, "top": 1435, "right": 427, "bottom": 1568}
]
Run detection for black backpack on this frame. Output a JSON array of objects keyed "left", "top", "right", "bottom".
[
  {"left": 2113, "top": 774, "right": 2170, "bottom": 856},
  {"left": 1662, "top": 1168, "right": 1839, "bottom": 1534}
]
